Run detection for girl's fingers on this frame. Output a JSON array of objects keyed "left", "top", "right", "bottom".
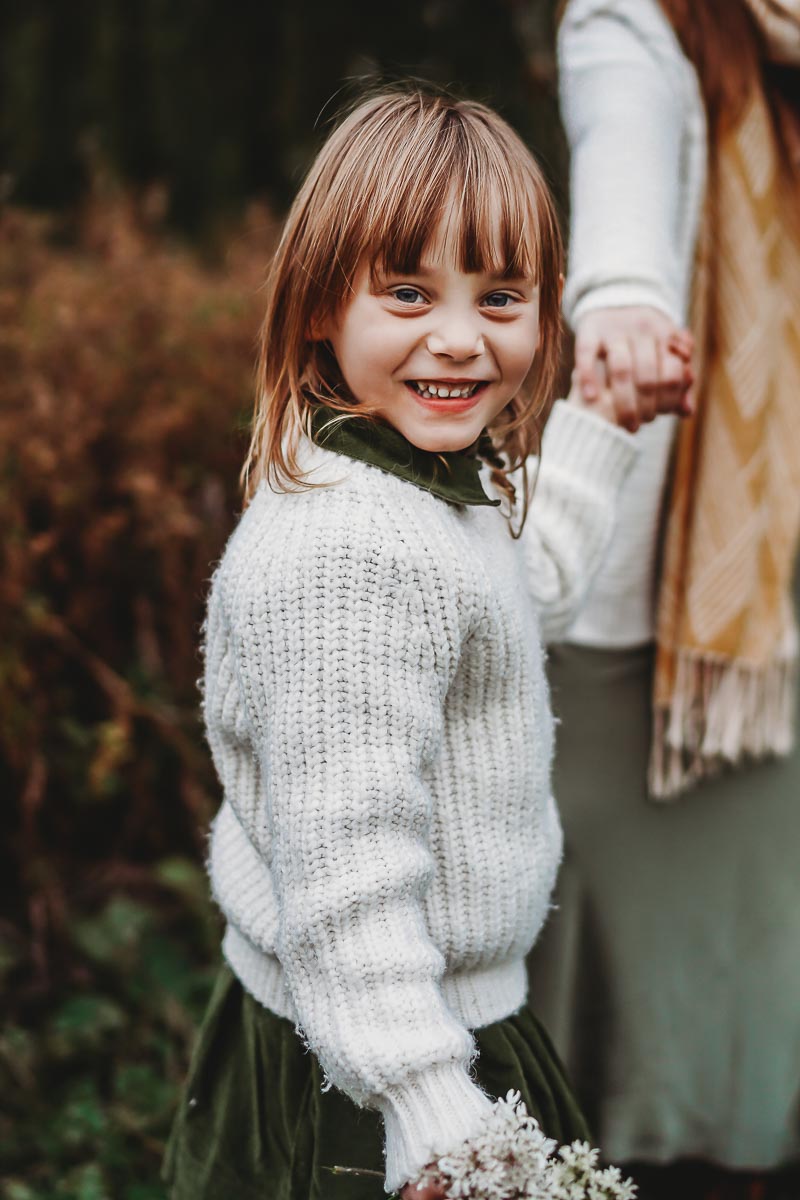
[
  {"left": 401, "top": 1166, "right": 450, "bottom": 1199},
  {"left": 668, "top": 331, "right": 696, "bottom": 416},
  {"left": 679, "top": 384, "right": 695, "bottom": 416},
  {"left": 667, "top": 328, "right": 694, "bottom": 362},
  {"left": 676, "top": 357, "right": 695, "bottom": 415},
  {"left": 401, "top": 1182, "right": 448, "bottom": 1199},
  {"left": 605, "top": 339, "right": 639, "bottom": 431},
  {"left": 655, "top": 347, "right": 692, "bottom": 415},
  {"left": 668, "top": 332, "right": 695, "bottom": 415}
]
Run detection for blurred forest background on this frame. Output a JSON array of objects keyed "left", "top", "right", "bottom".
[{"left": 1, "top": 2, "right": 564, "bottom": 1197}]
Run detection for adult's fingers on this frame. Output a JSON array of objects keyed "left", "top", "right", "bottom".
[
  {"left": 631, "top": 336, "right": 659, "bottom": 425},
  {"left": 573, "top": 330, "right": 605, "bottom": 404},
  {"left": 605, "top": 339, "right": 639, "bottom": 432}
]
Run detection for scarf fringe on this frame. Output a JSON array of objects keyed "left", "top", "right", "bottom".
[{"left": 649, "top": 649, "right": 798, "bottom": 800}]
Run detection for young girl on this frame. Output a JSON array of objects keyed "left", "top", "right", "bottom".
[{"left": 164, "top": 88, "right": 648, "bottom": 1200}]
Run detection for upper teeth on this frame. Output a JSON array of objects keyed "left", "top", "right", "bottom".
[{"left": 412, "top": 382, "right": 478, "bottom": 399}]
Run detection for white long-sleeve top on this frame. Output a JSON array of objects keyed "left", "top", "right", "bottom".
[
  {"left": 203, "top": 401, "right": 636, "bottom": 1192},
  {"left": 558, "top": 0, "right": 707, "bottom": 646}
]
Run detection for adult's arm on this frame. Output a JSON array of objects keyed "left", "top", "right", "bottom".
[{"left": 559, "top": 0, "right": 700, "bottom": 327}]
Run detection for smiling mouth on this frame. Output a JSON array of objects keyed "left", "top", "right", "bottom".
[{"left": 407, "top": 380, "right": 485, "bottom": 399}]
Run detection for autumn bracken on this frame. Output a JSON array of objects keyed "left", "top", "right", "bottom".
[{"left": 1, "top": 193, "right": 274, "bottom": 1198}]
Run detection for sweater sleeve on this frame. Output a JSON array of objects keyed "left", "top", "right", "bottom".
[
  {"left": 519, "top": 401, "right": 638, "bottom": 642},
  {"left": 228, "top": 518, "right": 492, "bottom": 1192},
  {"left": 559, "top": 0, "right": 696, "bottom": 327}
]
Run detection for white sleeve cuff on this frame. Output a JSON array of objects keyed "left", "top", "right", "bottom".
[
  {"left": 375, "top": 1060, "right": 494, "bottom": 1192},
  {"left": 541, "top": 399, "right": 639, "bottom": 494},
  {"left": 567, "top": 281, "right": 682, "bottom": 330}
]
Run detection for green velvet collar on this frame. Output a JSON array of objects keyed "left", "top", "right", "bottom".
[{"left": 309, "top": 407, "right": 500, "bottom": 509}]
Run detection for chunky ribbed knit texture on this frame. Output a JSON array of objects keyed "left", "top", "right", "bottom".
[
  {"left": 558, "top": 0, "right": 707, "bottom": 647},
  {"left": 202, "top": 401, "right": 636, "bottom": 1191}
]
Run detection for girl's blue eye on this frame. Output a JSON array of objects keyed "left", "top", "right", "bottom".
[
  {"left": 484, "top": 292, "right": 513, "bottom": 308},
  {"left": 392, "top": 287, "right": 425, "bottom": 305}
]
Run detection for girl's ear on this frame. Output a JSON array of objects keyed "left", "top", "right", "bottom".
[{"left": 308, "top": 310, "right": 335, "bottom": 342}]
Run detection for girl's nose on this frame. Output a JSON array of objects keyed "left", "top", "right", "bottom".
[{"left": 426, "top": 317, "right": 484, "bottom": 361}]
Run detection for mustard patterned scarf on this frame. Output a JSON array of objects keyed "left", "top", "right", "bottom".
[{"left": 650, "top": 0, "right": 800, "bottom": 797}]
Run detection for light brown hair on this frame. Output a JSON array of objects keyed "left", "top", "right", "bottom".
[
  {"left": 656, "top": 0, "right": 761, "bottom": 135},
  {"left": 242, "top": 87, "right": 564, "bottom": 530},
  {"left": 656, "top": 0, "right": 800, "bottom": 171}
]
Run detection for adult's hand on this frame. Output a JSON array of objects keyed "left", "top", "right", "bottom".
[{"left": 573, "top": 305, "right": 694, "bottom": 432}]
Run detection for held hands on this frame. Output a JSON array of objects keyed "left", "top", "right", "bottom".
[{"left": 567, "top": 305, "right": 694, "bottom": 432}]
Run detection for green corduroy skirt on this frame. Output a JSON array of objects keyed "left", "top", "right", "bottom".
[
  {"left": 527, "top": 568, "right": 800, "bottom": 1168},
  {"left": 163, "top": 962, "right": 589, "bottom": 1200}
]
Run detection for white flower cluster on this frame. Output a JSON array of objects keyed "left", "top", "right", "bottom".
[{"left": 414, "top": 1092, "right": 637, "bottom": 1200}]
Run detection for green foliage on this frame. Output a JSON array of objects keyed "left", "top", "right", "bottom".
[
  {"left": 1, "top": 882, "right": 218, "bottom": 1196},
  {"left": 0, "top": 199, "right": 258, "bottom": 1194}
]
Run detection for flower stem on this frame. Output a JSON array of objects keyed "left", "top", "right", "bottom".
[{"left": 326, "top": 1165, "right": 385, "bottom": 1178}]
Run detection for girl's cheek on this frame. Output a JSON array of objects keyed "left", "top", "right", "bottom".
[{"left": 505, "top": 332, "right": 536, "bottom": 374}]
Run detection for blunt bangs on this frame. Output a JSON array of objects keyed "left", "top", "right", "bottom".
[{"left": 324, "top": 96, "right": 545, "bottom": 293}]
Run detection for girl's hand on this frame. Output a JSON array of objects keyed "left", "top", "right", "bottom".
[
  {"left": 400, "top": 1174, "right": 449, "bottom": 1199},
  {"left": 571, "top": 305, "right": 694, "bottom": 432}
]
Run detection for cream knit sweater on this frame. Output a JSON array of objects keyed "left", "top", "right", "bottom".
[{"left": 203, "top": 401, "right": 636, "bottom": 1191}]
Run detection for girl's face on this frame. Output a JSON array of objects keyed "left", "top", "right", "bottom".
[{"left": 323, "top": 209, "right": 541, "bottom": 453}]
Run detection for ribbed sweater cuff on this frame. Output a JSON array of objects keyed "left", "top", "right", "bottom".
[
  {"left": 542, "top": 399, "right": 638, "bottom": 491},
  {"left": 375, "top": 1062, "right": 494, "bottom": 1192},
  {"left": 567, "top": 282, "right": 680, "bottom": 328}
]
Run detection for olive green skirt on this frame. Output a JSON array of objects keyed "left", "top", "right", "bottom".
[
  {"left": 527, "top": 591, "right": 800, "bottom": 1169},
  {"left": 163, "top": 963, "right": 589, "bottom": 1200}
]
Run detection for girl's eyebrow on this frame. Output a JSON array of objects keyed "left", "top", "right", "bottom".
[
  {"left": 382, "top": 264, "right": 435, "bottom": 278},
  {"left": 382, "top": 264, "right": 535, "bottom": 285},
  {"left": 482, "top": 273, "right": 538, "bottom": 289}
]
